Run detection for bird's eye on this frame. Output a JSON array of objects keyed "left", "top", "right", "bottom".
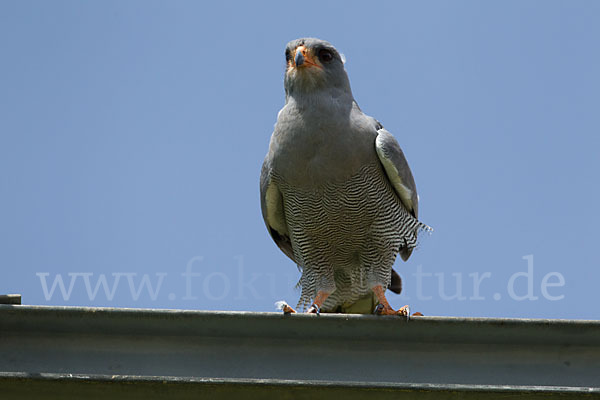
[
  {"left": 285, "top": 49, "right": 292, "bottom": 62},
  {"left": 318, "top": 49, "right": 334, "bottom": 63}
]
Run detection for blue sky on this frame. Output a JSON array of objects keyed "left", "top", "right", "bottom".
[{"left": 1, "top": 1, "right": 598, "bottom": 319}]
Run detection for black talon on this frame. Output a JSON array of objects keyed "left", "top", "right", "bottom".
[{"left": 373, "top": 303, "right": 384, "bottom": 315}]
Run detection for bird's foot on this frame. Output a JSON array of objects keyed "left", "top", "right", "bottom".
[
  {"left": 276, "top": 291, "right": 330, "bottom": 316},
  {"left": 374, "top": 303, "right": 411, "bottom": 319},
  {"left": 275, "top": 300, "right": 296, "bottom": 314},
  {"left": 372, "top": 285, "right": 410, "bottom": 319},
  {"left": 306, "top": 303, "right": 321, "bottom": 315}
]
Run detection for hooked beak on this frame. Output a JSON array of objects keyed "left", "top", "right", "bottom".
[
  {"left": 294, "top": 48, "right": 305, "bottom": 67},
  {"left": 291, "top": 45, "right": 322, "bottom": 69}
]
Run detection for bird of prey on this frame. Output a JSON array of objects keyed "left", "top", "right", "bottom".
[{"left": 260, "top": 38, "right": 431, "bottom": 316}]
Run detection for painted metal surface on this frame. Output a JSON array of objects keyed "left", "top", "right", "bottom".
[
  {"left": 0, "top": 295, "right": 21, "bottom": 305},
  {"left": 1, "top": 305, "right": 599, "bottom": 399}
]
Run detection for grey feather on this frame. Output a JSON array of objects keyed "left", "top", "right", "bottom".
[
  {"left": 375, "top": 128, "right": 423, "bottom": 261},
  {"left": 375, "top": 128, "right": 419, "bottom": 218},
  {"left": 260, "top": 158, "right": 295, "bottom": 262}
]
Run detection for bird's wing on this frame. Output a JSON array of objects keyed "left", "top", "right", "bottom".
[
  {"left": 260, "top": 157, "right": 295, "bottom": 262},
  {"left": 375, "top": 127, "right": 419, "bottom": 218},
  {"left": 375, "top": 127, "right": 420, "bottom": 261}
]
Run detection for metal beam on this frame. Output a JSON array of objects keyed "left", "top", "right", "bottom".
[
  {"left": 1, "top": 305, "right": 599, "bottom": 399},
  {"left": 0, "top": 295, "right": 21, "bottom": 305}
]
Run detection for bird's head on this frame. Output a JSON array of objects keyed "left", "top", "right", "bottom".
[{"left": 283, "top": 38, "right": 351, "bottom": 97}]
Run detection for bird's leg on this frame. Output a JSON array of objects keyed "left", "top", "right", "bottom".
[
  {"left": 306, "top": 290, "right": 330, "bottom": 314},
  {"left": 372, "top": 285, "right": 410, "bottom": 317}
]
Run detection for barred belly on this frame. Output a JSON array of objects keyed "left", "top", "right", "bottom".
[{"left": 274, "top": 162, "right": 427, "bottom": 311}]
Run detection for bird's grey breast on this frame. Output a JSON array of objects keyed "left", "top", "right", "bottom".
[{"left": 269, "top": 100, "right": 377, "bottom": 187}]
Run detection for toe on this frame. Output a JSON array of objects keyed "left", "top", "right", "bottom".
[
  {"left": 306, "top": 304, "right": 320, "bottom": 314},
  {"left": 283, "top": 305, "right": 296, "bottom": 314},
  {"left": 375, "top": 304, "right": 397, "bottom": 316},
  {"left": 275, "top": 300, "right": 296, "bottom": 314},
  {"left": 398, "top": 305, "right": 410, "bottom": 319}
]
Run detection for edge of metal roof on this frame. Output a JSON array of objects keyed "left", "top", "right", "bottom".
[{"left": 1, "top": 305, "right": 599, "bottom": 399}]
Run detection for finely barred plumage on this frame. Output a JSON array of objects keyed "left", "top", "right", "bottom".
[{"left": 273, "top": 163, "right": 429, "bottom": 311}]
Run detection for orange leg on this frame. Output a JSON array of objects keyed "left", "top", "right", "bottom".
[
  {"left": 372, "top": 285, "right": 410, "bottom": 317},
  {"left": 306, "top": 290, "right": 330, "bottom": 314}
]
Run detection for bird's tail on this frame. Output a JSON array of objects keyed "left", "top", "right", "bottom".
[{"left": 388, "top": 269, "right": 402, "bottom": 294}]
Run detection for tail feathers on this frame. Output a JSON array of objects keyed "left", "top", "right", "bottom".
[
  {"left": 388, "top": 269, "right": 402, "bottom": 294},
  {"left": 399, "top": 246, "right": 413, "bottom": 262},
  {"left": 400, "top": 223, "right": 433, "bottom": 261}
]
